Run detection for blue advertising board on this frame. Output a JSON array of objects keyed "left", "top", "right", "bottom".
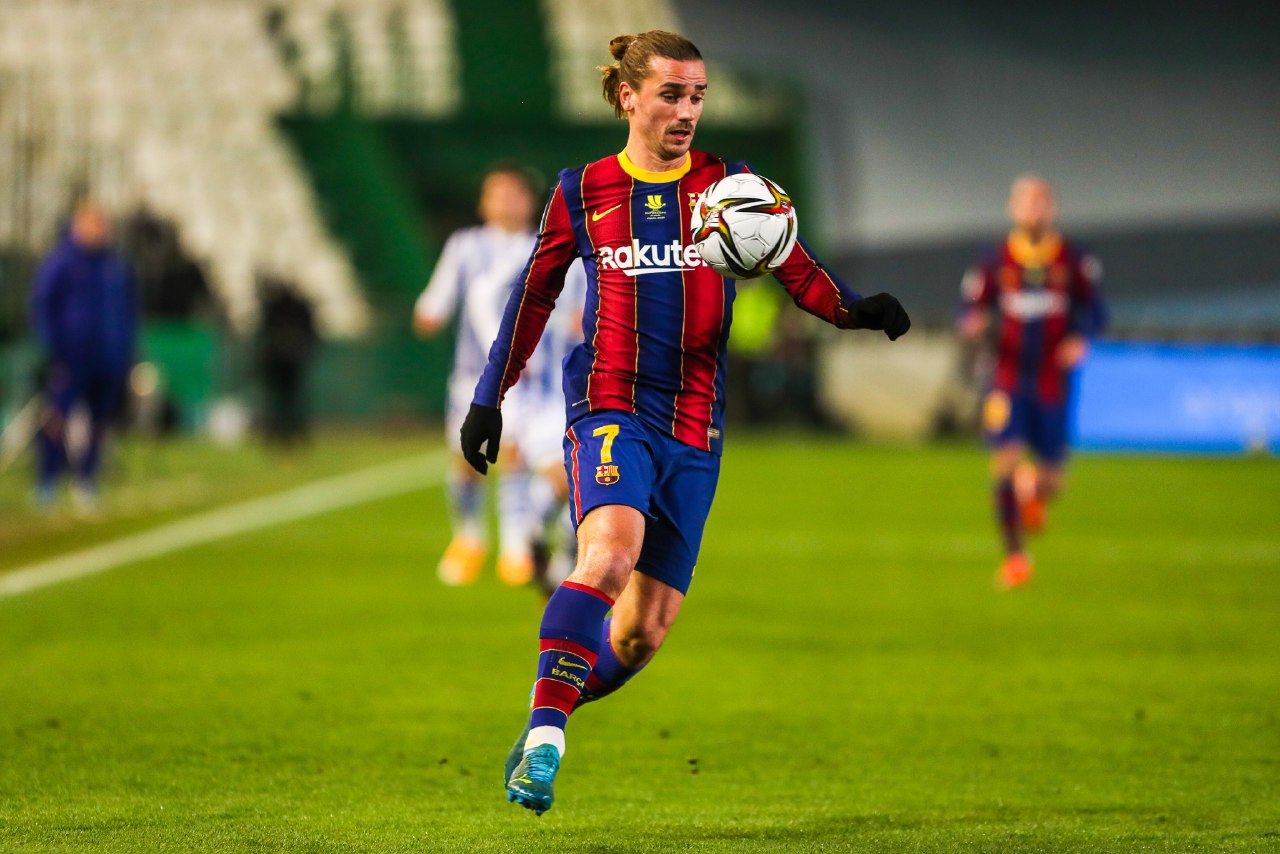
[{"left": 1072, "top": 342, "right": 1280, "bottom": 454}]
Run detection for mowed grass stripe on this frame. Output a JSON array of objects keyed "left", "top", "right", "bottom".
[{"left": 0, "top": 450, "right": 448, "bottom": 599}]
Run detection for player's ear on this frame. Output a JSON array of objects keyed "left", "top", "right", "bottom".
[{"left": 618, "top": 80, "right": 637, "bottom": 114}]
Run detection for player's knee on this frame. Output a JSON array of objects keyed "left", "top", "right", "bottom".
[
  {"left": 573, "top": 538, "right": 639, "bottom": 598},
  {"left": 613, "top": 623, "right": 666, "bottom": 668},
  {"left": 572, "top": 509, "right": 645, "bottom": 596},
  {"left": 991, "top": 449, "right": 1021, "bottom": 479},
  {"left": 1040, "top": 468, "right": 1066, "bottom": 499}
]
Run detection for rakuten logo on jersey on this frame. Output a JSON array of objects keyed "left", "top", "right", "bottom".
[
  {"left": 1000, "top": 290, "right": 1067, "bottom": 320},
  {"left": 598, "top": 240, "right": 706, "bottom": 277}
]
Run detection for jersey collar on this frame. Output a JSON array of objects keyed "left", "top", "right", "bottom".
[
  {"left": 1006, "top": 229, "right": 1063, "bottom": 268},
  {"left": 617, "top": 150, "right": 691, "bottom": 183}
]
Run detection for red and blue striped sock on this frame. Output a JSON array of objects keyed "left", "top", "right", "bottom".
[
  {"left": 576, "top": 616, "right": 643, "bottom": 707},
  {"left": 995, "top": 476, "right": 1022, "bottom": 555},
  {"left": 527, "top": 581, "right": 615, "bottom": 753}
]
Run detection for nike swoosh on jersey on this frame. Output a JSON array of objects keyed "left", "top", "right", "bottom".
[
  {"left": 557, "top": 657, "right": 589, "bottom": 670},
  {"left": 591, "top": 204, "right": 623, "bottom": 222}
]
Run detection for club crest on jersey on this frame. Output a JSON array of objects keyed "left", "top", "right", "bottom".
[
  {"left": 644, "top": 194, "right": 667, "bottom": 220},
  {"left": 595, "top": 464, "right": 620, "bottom": 486},
  {"left": 688, "top": 192, "right": 699, "bottom": 210}
]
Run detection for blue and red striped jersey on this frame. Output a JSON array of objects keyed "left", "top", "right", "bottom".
[
  {"left": 962, "top": 231, "right": 1106, "bottom": 403},
  {"left": 473, "top": 148, "right": 861, "bottom": 454}
]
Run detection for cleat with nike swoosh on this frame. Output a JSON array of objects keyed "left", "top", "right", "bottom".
[
  {"left": 503, "top": 718, "right": 534, "bottom": 786},
  {"left": 506, "top": 744, "right": 561, "bottom": 815}
]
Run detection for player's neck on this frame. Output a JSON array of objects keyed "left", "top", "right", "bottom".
[
  {"left": 622, "top": 137, "right": 689, "bottom": 176},
  {"left": 1008, "top": 228, "right": 1062, "bottom": 267},
  {"left": 1013, "top": 226, "right": 1055, "bottom": 245}
]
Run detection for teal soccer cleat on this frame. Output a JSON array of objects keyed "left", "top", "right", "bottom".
[
  {"left": 502, "top": 687, "right": 537, "bottom": 784},
  {"left": 503, "top": 719, "right": 533, "bottom": 786},
  {"left": 506, "top": 744, "right": 561, "bottom": 815}
]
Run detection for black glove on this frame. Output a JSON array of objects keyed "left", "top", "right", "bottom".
[
  {"left": 459, "top": 403, "right": 502, "bottom": 475},
  {"left": 848, "top": 292, "right": 911, "bottom": 341}
]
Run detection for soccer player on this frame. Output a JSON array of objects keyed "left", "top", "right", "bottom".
[
  {"left": 415, "top": 164, "right": 583, "bottom": 587},
  {"left": 30, "top": 200, "right": 137, "bottom": 512},
  {"left": 959, "top": 175, "right": 1105, "bottom": 589},
  {"left": 459, "top": 31, "right": 911, "bottom": 815}
]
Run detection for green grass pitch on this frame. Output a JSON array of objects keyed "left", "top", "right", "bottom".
[{"left": 1, "top": 435, "right": 1277, "bottom": 852}]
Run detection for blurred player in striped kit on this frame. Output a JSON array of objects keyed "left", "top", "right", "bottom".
[
  {"left": 960, "top": 175, "right": 1106, "bottom": 589},
  {"left": 415, "top": 164, "right": 584, "bottom": 588}
]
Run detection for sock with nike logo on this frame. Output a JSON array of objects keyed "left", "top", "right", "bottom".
[{"left": 526, "top": 581, "right": 615, "bottom": 751}]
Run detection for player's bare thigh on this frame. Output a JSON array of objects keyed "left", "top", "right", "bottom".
[
  {"left": 990, "top": 441, "right": 1025, "bottom": 478},
  {"left": 570, "top": 503, "right": 645, "bottom": 600}
]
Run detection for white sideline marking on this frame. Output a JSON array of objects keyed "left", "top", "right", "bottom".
[{"left": 0, "top": 450, "right": 448, "bottom": 599}]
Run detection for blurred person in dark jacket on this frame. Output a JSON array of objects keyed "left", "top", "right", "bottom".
[
  {"left": 30, "top": 200, "right": 137, "bottom": 510},
  {"left": 257, "top": 273, "right": 317, "bottom": 446},
  {"left": 122, "top": 200, "right": 214, "bottom": 321}
]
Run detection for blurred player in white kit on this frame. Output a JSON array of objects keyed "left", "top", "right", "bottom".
[{"left": 415, "top": 164, "right": 583, "bottom": 588}]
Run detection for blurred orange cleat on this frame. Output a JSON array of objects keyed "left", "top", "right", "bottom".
[
  {"left": 497, "top": 553, "right": 534, "bottom": 587},
  {"left": 997, "top": 553, "right": 1033, "bottom": 590},
  {"left": 438, "top": 536, "right": 486, "bottom": 586}
]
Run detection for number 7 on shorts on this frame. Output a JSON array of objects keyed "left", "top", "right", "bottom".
[{"left": 592, "top": 424, "right": 619, "bottom": 463}]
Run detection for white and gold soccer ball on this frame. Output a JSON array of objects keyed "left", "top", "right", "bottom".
[{"left": 691, "top": 172, "right": 799, "bottom": 279}]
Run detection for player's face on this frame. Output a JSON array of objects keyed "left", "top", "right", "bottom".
[
  {"left": 1008, "top": 179, "right": 1058, "bottom": 234},
  {"left": 71, "top": 205, "right": 110, "bottom": 249},
  {"left": 479, "top": 172, "right": 536, "bottom": 232},
  {"left": 621, "top": 57, "right": 706, "bottom": 165}
]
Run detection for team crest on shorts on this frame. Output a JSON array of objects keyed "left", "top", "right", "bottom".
[{"left": 595, "top": 464, "right": 620, "bottom": 486}]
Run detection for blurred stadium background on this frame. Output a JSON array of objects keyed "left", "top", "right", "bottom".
[
  {"left": 1, "top": 0, "right": 1276, "bottom": 445},
  {"left": 1, "top": 1, "right": 1277, "bottom": 850}
]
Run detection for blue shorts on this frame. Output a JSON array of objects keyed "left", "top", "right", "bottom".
[
  {"left": 563, "top": 410, "right": 720, "bottom": 595},
  {"left": 983, "top": 389, "right": 1069, "bottom": 464}
]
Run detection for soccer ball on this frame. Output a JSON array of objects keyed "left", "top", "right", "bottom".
[{"left": 691, "top": 173, "right": 799, "bottom": 279}]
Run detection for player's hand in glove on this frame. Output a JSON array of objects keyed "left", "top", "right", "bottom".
[
  {"left": 849, "top": 292, "right": 911, "bottom": 341},
  {"left": 459, "top": 403, "right": 502, "bottom": 475}
]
